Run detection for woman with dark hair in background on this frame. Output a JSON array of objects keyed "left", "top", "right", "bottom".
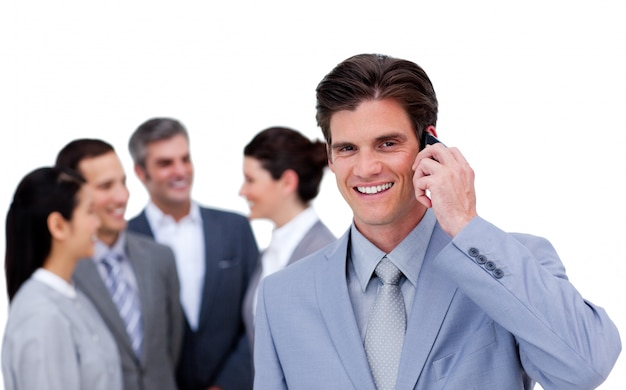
[
  {"left": 239, "top": 126, "right": 336, "bottom": 346},
  {"left": 2, "top": 167, "right": 122, "bottom": 390}
]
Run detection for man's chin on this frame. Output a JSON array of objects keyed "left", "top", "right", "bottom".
[
  {"left": 99, "top": 223, "right": 127, "bottom": 236},
  {"left": 164, "top": 194, "right": 192, "bottom": 206}
]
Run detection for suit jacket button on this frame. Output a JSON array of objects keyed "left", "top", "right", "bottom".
[
  {"left": 476, "top": 255, "right": 487, "bottom": 264},
  {"left": 485, "top": 261, "right": 496, "bottom": 271},
  {"left": 493, "top": 268, "right": 504, "bottom": 279},
  {"left": 468, "top": 248, "right": 480, "bottom": 257}
]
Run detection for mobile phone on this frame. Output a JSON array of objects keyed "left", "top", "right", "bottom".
[{"left": 420, "top": 131, "right": 444, "bottom": 150}]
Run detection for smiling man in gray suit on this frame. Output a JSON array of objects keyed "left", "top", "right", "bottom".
[
  {"left": 55, "top": 139, "right": 184, "bottom": 390},
  {"left": 253, "top": 54, "right": 621, "bottom": 389},
  {"left": 127, "top": 118, "right": 259, "bottom": 390}
]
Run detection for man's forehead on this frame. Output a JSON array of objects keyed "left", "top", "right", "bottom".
[
  {"left": 145, "top": 135, "right": 190, "bottom": 161},
  {"left": 77, "top": 152, "right": 125, "bottom": 182}
]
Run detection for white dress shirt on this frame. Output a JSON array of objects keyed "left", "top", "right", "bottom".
[{"left": 145, "top": 201, "right": 205, "bottom": 330}]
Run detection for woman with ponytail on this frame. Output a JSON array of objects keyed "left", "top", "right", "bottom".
[{"left": 2, "top": 167, "right": 122, "bottom": 390}]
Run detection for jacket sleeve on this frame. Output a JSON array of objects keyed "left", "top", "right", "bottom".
[{"left": 435, "top": 216, "right": 621, "bottom": 389}]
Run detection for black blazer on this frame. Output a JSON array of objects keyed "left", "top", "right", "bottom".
[{"left": 128, "top": 206, "right": 259, "bottom": 390}]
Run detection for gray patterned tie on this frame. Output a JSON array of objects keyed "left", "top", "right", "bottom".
[
  {"left": 365, "top": 256, "right": 406, "bottom": 390},
  {"left": 102, "top": 252, "right": 144, "bottom": 359}
]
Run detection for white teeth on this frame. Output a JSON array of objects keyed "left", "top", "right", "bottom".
[
  {"left": 356, "top": 183, "right": 393, "bottom": 194},
  {"left": 170, "top": 180, "right": 188, "bottom": 188}
]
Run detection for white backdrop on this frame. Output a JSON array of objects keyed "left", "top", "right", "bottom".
[{"left": 1, "top": 1, "right": 624, "bottom": 388}]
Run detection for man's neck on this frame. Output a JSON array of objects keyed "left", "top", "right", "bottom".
[
  {"left": 152, "top": 199, "right": 191, "bottom": 222},
  {"left": 98, "top": 231, "right": 120, "bottom": 247},
  {"left": 355, "top": 207, "right": 427, "bottom": 253}
]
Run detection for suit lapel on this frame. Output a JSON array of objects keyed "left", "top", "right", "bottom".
[
  {"left": 125, "top": 233, "right": 151, "bottom": 363},
  {"left": 128, "top": 211, "right": 153, "bottom": 237},
  {"left": 197, "top": 208, "right": 218, "bottom": 326},
  {"left": 396, "top": 224, "right": 458, "bottom": 390},
  {"left": 316, "top": 233, "right": 377, "bottom": 390},
  {"left": 73, "top": 258, "right": 135, "bottom": 356}
]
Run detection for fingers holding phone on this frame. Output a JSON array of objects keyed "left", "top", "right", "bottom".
[{"left": 413, "top": 139, "right": 478, "bottom": 237}]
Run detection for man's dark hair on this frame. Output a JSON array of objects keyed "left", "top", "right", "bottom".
[
  {"left": 316, "top": 53, "right": 438, "bottom": 146},
  {"left": 55, "top": 138, "right": 115, "bottom": 171}
]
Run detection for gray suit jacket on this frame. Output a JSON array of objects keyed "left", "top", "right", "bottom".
[
  {"left": 73, "top": 231, "right": 183, "bottom": 390},
  {"left": 242, "top": 220, "right": 336, "bottom": 346},
  {"left": 254, "top": 216, "right": 621, "bottom": 389},
  {"left": 2, "top": 278, "right": 122, "bottom": 390}
]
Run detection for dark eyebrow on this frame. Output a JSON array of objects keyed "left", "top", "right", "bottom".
[
  {"left": 375, "top": 131, "right": 409, "bottom": 143},
  {"left": 155, "top": 157, "right": 174, "bottom": 164},
  {"left": 95, "top": 179, "right": 114, "bottom": 189},
  {"left": 330, "top": 131, "right": 410, "bottom": 150},
  {"left": 330, "top": 141, "right": 354, "bottom": 150}
]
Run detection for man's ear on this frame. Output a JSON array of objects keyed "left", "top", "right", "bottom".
[
  {"left": 134, "top": 164, "right": 148, "bottom": 183},
  {"left": 279, "top": 169, "right": 299, "bottom": 194},
  {"left": 47, "top": 211, "right": 69, "bottom": 240},
  {"left": 419, "top": 125, "right": 439, "bottom": 151},
  {"left": 426, "top": 125, "right": 438, "bottom": 138}
]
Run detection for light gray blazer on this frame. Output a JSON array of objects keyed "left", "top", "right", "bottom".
[
  {"left": 243, "top": 220, "right": 336, "bottom": 346},
  {"left": 2, "top": 278, "right": 122, "bottom": 390},
  {"left": 73, "top": 231, "right": 183, "bottom": 390},
  {"left": 254, "top": 216, "right": 621, "bottom": 389}
]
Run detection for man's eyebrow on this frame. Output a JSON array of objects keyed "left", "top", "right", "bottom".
[
  {"left": 374, "top": 131, "right": 408, "bottom": 142},
  {"left": 330, "top": 141, "right": 354, "bottom": 150},
  {"left": 95, "top": 179, "right": 114, "bottom": 188}
]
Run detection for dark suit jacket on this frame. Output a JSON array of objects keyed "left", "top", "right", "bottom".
[
  {"left": 128, "top": 206, "right": 259, "bottom": 390},
  {"left": 73, "top": 231, "right": 183, "bottom": 390},
  {"left": 242, "top": 220, "right": 336, "bottom": 346}
]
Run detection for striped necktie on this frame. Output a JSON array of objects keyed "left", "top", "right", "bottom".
[{"left": 102, "top": 252, "right": 143, "bottom": 358}]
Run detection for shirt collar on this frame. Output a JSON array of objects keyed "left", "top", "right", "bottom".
[
  {"left": 145, "top": 200, "right": 201, "bottom": 228},
  {"left": 272, "top": 207, "right": 319, "bottom": 245},
  {"left": 349, "top": 208, "right": 437, "bottom": 292},
  {"left": 32, "top": 268, "right": 77, "bottom": 298},
  {"left": 94, "top": 230, "right": 127, "bottom": 263},
  {"left": 267, "top": 207, "right": 320, "bottom": 263}
]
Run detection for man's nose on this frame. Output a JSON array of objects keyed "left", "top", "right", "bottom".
[{"left": 353, "top": 149, "right": 382, "bottom": 178}]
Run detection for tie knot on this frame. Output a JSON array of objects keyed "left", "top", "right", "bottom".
[
  {"left": 374, "top": 257, "right": 403, "bottom": 285},
  {"left": 102, "top": 252, "right": 122, "bottom": 268}
]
